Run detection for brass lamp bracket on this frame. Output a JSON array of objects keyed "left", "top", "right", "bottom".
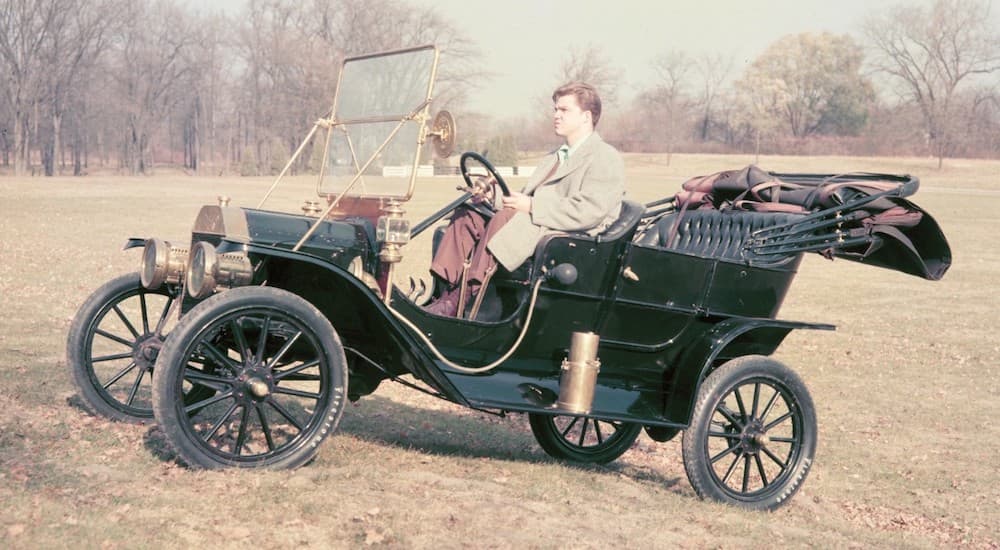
[{"left": 425, "top": 110, "right": 456, "bottom": 158}]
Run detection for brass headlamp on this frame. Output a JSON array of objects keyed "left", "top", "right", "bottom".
[
  {"left": 140, "top": 238, "right": 189, "bottom": 288},
  {"left": 186, "top": 241, "right": 254, "bottom": 299}
]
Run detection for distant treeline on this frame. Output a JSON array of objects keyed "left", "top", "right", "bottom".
[{"left": 1, "top": 0, "right": 997, "bottom": 176}]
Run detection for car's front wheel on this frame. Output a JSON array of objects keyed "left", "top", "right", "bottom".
[
  {"left": 152, "top": 286, "right": 348, "bottom": 469},
  {"left": 682, "top": 355, "right": 816, "bottom": 510}
]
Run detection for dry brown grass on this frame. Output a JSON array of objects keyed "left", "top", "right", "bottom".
[{"left": 1, "top": 154, "right": 998, "bottom": 548}]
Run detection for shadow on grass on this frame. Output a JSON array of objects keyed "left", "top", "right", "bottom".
[
  {"left": 339, "top": 395, "right": 684, "bottom": 491},
  {"left": 135, "top": 393, "right": 683, "bottom": 494},
  {"left": 143, "top": 425, "right": 180, "bottom": 464}
]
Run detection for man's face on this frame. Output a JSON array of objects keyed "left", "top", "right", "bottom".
[{"left": 553, "top": 94, "right": 592, "bottom": 142}]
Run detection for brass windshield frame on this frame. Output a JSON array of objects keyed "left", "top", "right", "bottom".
[{"left": 256, "top": 44, "right": 440, "bottom": 212}]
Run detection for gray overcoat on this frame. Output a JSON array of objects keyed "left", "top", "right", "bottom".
[{"left": 487, "top": 132, "right": 625, "bottom": 271}]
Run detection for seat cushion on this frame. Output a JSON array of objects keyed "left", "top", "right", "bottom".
[{"left": 636, "top": 209, "right": 803, "bottom": 261}]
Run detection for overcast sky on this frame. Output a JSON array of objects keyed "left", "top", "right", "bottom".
[{"left": 406, "top": 0, "right": 901, "bottom": 117}]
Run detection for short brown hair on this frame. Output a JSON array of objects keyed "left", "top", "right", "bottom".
[{"left": 552, "top": 82, "right": 602, "bottom": 127}]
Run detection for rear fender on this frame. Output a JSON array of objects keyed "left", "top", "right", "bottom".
[{"left": 664, "top": 317, "right": 834, "bottom": 424}]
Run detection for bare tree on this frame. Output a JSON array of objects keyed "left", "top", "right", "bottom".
[
  {"left": 557, "top": 44, "right": 623, "bottom": 106},
  {"left": 865, "top": 0, "right": 1000, "bottom": 167},
  {"left": 649, "top": 51, "right": 692, "bottom": 165},
  {"left": 693, "top": 52, "right": 734, "bottom": 142},
  {"left": 0, "top": 0, "right": 63, "bottom": 175},
  {"left": 111, "top": 0, "right": 199, "bottom": 174},
  {"left": 39, "top": 0, "right": 120, "bottom": 175}
]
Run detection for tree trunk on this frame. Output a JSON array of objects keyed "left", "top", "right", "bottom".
[
  {"left": 47, "top": 111, "right": 63, "bottom": 176},
  {"left": 754, "top": 128, "right": 761, "bottom": 164},
  {"left": 14, "top": 110, "right": 28, "bottom": 176}
]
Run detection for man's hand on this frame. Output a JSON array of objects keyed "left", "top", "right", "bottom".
[{"left": 501, "top": 191, "right": 532, "bottom": 213}]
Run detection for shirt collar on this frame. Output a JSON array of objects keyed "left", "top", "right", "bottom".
[{"left": 559, "top": 131, "right": 593, "bottom": 162}]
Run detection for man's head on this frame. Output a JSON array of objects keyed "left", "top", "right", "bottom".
[{"left": 552, "top": 82, "right": 601, "bottom": 145}]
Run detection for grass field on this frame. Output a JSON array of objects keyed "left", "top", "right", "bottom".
[{"left": 1, "top": 153, "right": 998, "bottom": 548}]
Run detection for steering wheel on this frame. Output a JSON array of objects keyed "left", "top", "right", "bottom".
[{"left": 460, "top": 152, "right": 511, "bottom": 212}]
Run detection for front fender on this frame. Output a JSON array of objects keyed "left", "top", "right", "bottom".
[
  {"left": 664, "top": 317, "right": 834, "bottom": 424},
  {"left": 245, "top": 243, "right": 467, "bottom": 405},
  {"left": 123, "top": 237, "right": 147, "bottom": 250}
]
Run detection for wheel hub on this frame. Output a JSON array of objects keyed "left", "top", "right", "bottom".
[
  {"left": 740, "top": 420, "right": 768, "bottom": 454},
  {"left": 236, "top": 367, "right": 273, "bottom": 402},
  {"left": 133, "top": 334, "right": 163, "bottom": 370},
  {"left": 247, "top": 378, "right": 270, "bottom": 398}
]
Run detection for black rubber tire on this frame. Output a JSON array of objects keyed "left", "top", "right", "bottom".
[
  {"left": 66, "top": 273, "right": 176, "bottom": 422},
  {"left": 529, "top": 413, "right": 642, "bottom": 464},
  {"left": 682, "top": 355, "right": 817, "bottom": 511},
  {"left": 644, "top": 425, "right": 681, "bottom": 443},
  {"left": 152, "top": 286, "right": 348, "bottom": 469}
]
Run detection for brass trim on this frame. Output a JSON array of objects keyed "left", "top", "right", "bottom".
[
  {"left": 426, "top": 110, "right": 456, "bottom": 158},
  {"left": 556, "top": 332, "right": 602, "bottom": 414}
]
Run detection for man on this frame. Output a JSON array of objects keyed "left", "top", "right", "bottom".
[{"left": 426, "top": 82, "right": 625, "bottom": 317}]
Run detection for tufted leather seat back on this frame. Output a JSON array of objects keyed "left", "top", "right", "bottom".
[
  {"left": 596, "top": 199, "right": 645, "bottom": 242},
  {"left": 636, "top": 209, "right": 804, "bottom": 261}
]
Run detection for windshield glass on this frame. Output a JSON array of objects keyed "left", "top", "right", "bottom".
[{"left": 319, "top": 46, "right": 438, "bottom": 200}]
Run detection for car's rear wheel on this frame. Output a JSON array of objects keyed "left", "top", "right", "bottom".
[
  {"left": 152, "top": 286, "right": 348, "bottom": 469},
  {"left": 529, "top": 413, "right": 641, "bottom": 464},
  {"left": 66, "top": 273, "right": 176, "bottom": 422},
  {"left": 682, "top": 355, "right": 816, "bottom": 510}
]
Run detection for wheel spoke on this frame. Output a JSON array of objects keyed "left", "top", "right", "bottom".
[
  {"left": 267, "top": 399, "right": 304, "bottom": 432},
  {"left": 759, "top": 388, "right": 781, "bottom": 424},
  {"left": 254, "top": 316, "right": 271, "bottom": 366},
  {"left": 751, "top": 382, "right": 761, "bottom": 420},
  {"left": 92, "top": 351, "right": 134, "bottom": 363},
  {"left": 265, "top": 330, "right": 303, "bottom": 369},
  {"left": 733, "top": 385, "right": 748, "bottom": 418},
  {"left": 764, "top": 411, "right": 794, "bottom": 432},
  {"left": 111, "top": 305, "right": 140, "bottom": 339},
  {"left": 768, "top": 436, "right": 798, "bottom": 444},
  {"left": 125, "top": 368, "right": 145, "bottom": 406},
  {"left": 741, "top": 454, "right": 752, "bottom": 493},
  {"left": 154, "top": 295, "right": 174, "bottom": 335},
  {"left": 139, "top": 293, "right": 150, "bottom": 334},
  {"left": 593, "top": 420, "right": 605, "bottom": 444},
  {"left": 230, "top": 319, "right": 250, "bottom": 366},
  {"left": 234, "top": 406, "right": 251, "bottom": 456},
  {"left": 198, "top": 340, "right": 241, "bottom": 371},
  {"left": 560, "top": 417, "right": 580, "bottom": 438},
  {"left": 272, "top": 386, "right": 321, "bottom": 400},
  {"left": 272, "top": 358, "right": 320, "bottom": 381},
  {"left": 95, "top": 328, "right": 134, "bottom": 348},
  {"left": 710, "top": 443, "right": 740, "bottom": 464},
  {"left": 184, "top": 390, "right": 235, "bottom": 414},
  {"left": 707, "top": 430, "right": 741, "bottom": 440},
  {"left": 754, "top": 453, "right": 770, "bottom": 487},
  {"left": 256, "top": 404, "right": 275, "bottom": 451},
  {"left": 183, "top": 367, "right": 232, "bottom": 392},
  {"left": 762, "top": 445, "right": 789, "bottom": 470},
  {"left": 204, "top": 402, "right": 239, "bottom": 441},
  {"left": 577, "top": 418, "right": 590, "bottom": 446},
  {"left": 715, "top": 405, "right": 744, "bottom": 430},
  {"left": 720, "top": 452, "right": 742, "bottom": 484},
  {"left": 102, "top": 361, "right": 138, "bottom": 389}
]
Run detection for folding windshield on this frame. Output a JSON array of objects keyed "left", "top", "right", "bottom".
[{"left": 318, "top": 45, "right": 439, "bottom": 200}]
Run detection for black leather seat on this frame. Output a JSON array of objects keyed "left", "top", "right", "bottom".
[
  {"left": 594, "top": 199, "right": 645, "bottom": 243},
  {"left": 635, "top": 209, "right": 803, "bottom": 261},
  {"left": 432, "top": 199, "right": 646, "bottom": 276}
]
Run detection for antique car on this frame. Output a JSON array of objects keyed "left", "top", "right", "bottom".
[{"left": 66, "top": 45, "right": 951, "bottom": 510}]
